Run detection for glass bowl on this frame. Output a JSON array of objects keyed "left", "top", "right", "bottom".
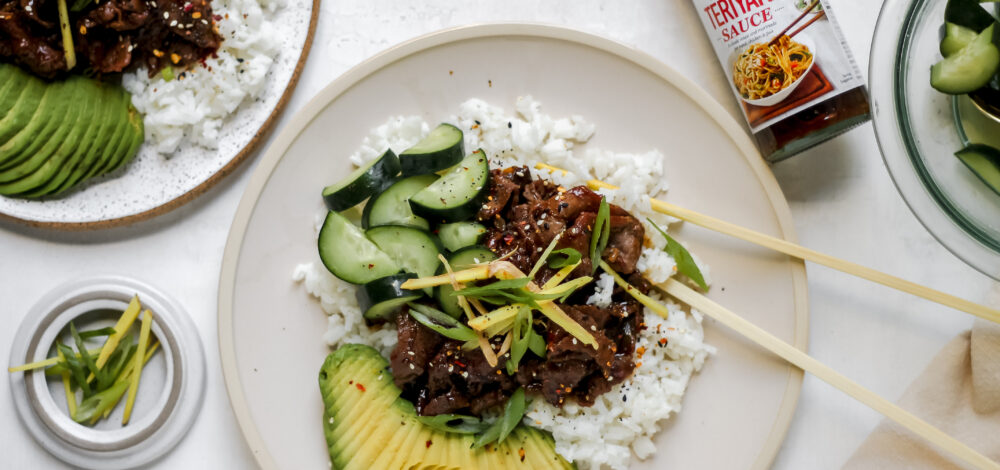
[{"left": 871, "top": 0, "right": 1000, "bottom": 280}]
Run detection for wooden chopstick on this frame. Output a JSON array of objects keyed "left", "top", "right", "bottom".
[
  {"left": 532, "top": 163, "right": 1000, "bottom": 324},
  {"left": 769, "top": 0, "right": 821, "bottom": 45},
  {"left": 786, "top": 10, "right": 826, "bottom": 40},
  {"left": 660, "top": 278, "right": 1000, "bottom": 470}
]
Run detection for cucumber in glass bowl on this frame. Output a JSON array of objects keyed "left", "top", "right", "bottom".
[
  {"left": 931, "top": 23, "right": 1000, "bottom": 94},
  {"left": 955, "top": 144, "right": 1000, "bottom": 196}
]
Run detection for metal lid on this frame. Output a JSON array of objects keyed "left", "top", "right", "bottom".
[{"left": 8, "top": 276, "right": 206, "bottom": 469}]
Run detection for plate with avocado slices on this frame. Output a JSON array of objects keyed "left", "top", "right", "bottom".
[
  {"left": 0, "top": 0, "right": 319, "bottom": 230},
  {"left": 219, "top": 24, "right": 808, "bottom": 470}
]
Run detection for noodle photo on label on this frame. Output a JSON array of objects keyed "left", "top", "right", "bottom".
[{"left": 733, "top": 35, "right": 814, "bottom": 101}]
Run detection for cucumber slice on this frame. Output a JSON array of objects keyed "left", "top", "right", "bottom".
[
  {"left": 399, "top": 123, "right": 464, "bottom": 176},
  {"left": 356, "top": 273, "right": 423, "bottom": 321},
  {"left": 435, "top": 246, "right": 497, "bottom": 318},
  {"left": 437, "top": 222, "right": 487, "bottom": 252},
  {"left": 945, "top": 0, "right": 995, "bottom": 32},
  {"left": 365, "top": 225, "right": 443, "bottom": 279},
  {"left": 318, "top": 211, "right": 401, "bottom": 284},
  {"left": 409, "top": 149, "right": 490, "bottom": 223},
  {"left": 955, "top": 143, "right": 1000, "bottom": 196},
  {"left": 941, "top": 22, "right": 980, "bottom": 57},
  {"left": 931, "top": 24, "right": 1000, "bottom": 94},
  {"left": 362, "top": 174, "right": 437, "bottom": 229},
  {"left": 322, "top": 149, "right": 401, "bottom": 211}
]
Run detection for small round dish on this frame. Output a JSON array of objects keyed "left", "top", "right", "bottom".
[
  {"left": 728, "top": 33, "right": 818, "bottom": 108},
  {"left": 8, "top": 276, "right": 205, "bottom": 469},
  {"left": 871, "top": 0, "right": 1000, "bottom": 279}
]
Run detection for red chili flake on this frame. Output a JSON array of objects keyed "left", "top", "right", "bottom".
[
  {"left": 636, "top": 346, "right": 646, "bottom": 358},
  {"left": 453, "top": 360, "right": 466, "bottom": 368},
  {"left": 367, "top": 263, "right": 375, "bottom": 269},
  {"left": 183, "top": 2, "right": 194, "bottom": 11},
  {"left": 503, "top": 234, "right": 514, "bottom": 245},
  {"left": 658, "top": 338, "right": 668, "bottom": 346},
  {"left": 213, "top": 14, "right": 222, "bottom": 21},
  {"left": 355, "top": 383, "right": 366, "bottom": 392},
  {"left": 518, "top": 448, "right": 526, "bottom": 461},
  {"left": 425, "top": 440, "right": 433, "bottom": 448}
]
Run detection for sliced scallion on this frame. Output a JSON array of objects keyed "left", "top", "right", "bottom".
[
  {"left": 589, "top": 196, "right": 611, "bottom": 274},
  {"left": 417, "top": 414, "right": 490, "bottom": 434},
  {"left": 647, "top": 218, "right": 708, "bottom": 290}
]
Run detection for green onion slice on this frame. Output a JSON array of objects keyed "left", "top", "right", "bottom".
[
  {"left": 417, "top": 414, "right": 490, "bottom": 434},
  {"left": 547, "top": 247, "right": 582, "bottom": 269},
  {"left": 590, "top": 197, "right": 611, "bottom": 274},
  {"left": 647, "top": 218, "right": 708, "bottom": 290},
  {"left": 407, "top": 304, "right": 479, "bottom": 343}
]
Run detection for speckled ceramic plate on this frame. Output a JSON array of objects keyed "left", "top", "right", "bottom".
[
  {"left": 219, "top": 24, "right": 809, "bottom": 470},
  {"left": 0, "top": 0, "right": 319, "bottom": 230}
]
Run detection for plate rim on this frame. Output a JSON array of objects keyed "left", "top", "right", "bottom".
[
  {"left": 0, "top": 0, "right": 322, "bottom": 231},
  {"left": 217, "top": 22, "right": 809, "bottom": 470}
]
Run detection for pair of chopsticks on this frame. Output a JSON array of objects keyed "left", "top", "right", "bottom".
[
  {"left": 534, "top": 163, "right": 1000, "bottom": 470},
  {"left": 768, "top": 0, "right": 827, "bottom": 46}
]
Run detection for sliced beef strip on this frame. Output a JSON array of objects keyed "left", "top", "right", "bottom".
[
  {"left": 390, "top": 309, "right": 444, "bottom": 388},
  {"left": 604, "top": 215, "right": 645, "bottom": 274}
]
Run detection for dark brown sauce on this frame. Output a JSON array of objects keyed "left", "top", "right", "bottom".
[{"left": 755, "top": 86, "right": 871, "bottom": 161}]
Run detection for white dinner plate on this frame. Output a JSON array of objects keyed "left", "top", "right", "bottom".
[
  {"left": 0, "top": 0, "right": 319, "bottom": 230},
  {"left": 219, "top": 24, "right": 809, "bottom": 470}
]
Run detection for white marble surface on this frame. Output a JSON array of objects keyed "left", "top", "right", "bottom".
[{"left": 1, "top": 0, "right": 996, "bottom": 469}]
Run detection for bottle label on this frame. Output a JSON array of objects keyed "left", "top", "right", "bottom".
[{"left": 693, "top": 0, "right": 865, "bottom": 133}]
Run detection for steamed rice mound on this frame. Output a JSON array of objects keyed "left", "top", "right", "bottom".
[
  {"left": 123, "top": 0, "right": 282, "bottom": 155},
  {"left": 293, "top": 97, "right": 715, "bottom": 470}
]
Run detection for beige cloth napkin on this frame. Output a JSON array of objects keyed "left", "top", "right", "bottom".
[{"left": 842, "top": 318, "right": 1000, "bottom": 469}]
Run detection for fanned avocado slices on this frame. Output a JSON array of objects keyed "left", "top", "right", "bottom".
[
  {"left": 11, "top": 76, "right": 101, "bottom": 197},
  {"left": 319, "top": 344, "right": 574, "bottom": 470},
  {"left": 0, "top": 75, "right": 46, "bottom": 160},
  {"left": 0, "top": 76, "right": 78, "bottom": 177},
  {"left": 0, "top": 63, "right": 145, "bottom": 199},
  {"left": 46, "top": 81, "right": 121, "bottom": 196},
  {"left": 0, "top": 65, "right": 30, "bottom": 120}
]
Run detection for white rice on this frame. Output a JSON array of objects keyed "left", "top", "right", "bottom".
[
  {"left": 294, "top": 97, "right": 715, "bottom": 470},
  {"left": 122, "top": 0, "right": 282, "bottom": 155}
]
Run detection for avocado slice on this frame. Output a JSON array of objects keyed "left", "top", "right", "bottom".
[
  {"left": 318, "top": 344, "right": 573, "bottom": 470},
  {"left": 0, "top": 76, "right": 81, "bottom": 179},
  {"left": 103, "top": 97, "right": 144, "bottom": 175},
  {"left": 0, "top": 64, "right": 30, "bottom": 121},
  {"left": 77, "top": 88, "right": 133, "bottom": 183},
  {"left": 47, "top": 81, "right": 122, "bottom": 196},
  {"left": 0, "top": 77, "right": 92, "bottom": 196},
  {"left": 23, "top": 77, "right": 110, "bottom": 197},
  {"left": 0, "top": 76, "right": 46, "bottom": 153}
]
